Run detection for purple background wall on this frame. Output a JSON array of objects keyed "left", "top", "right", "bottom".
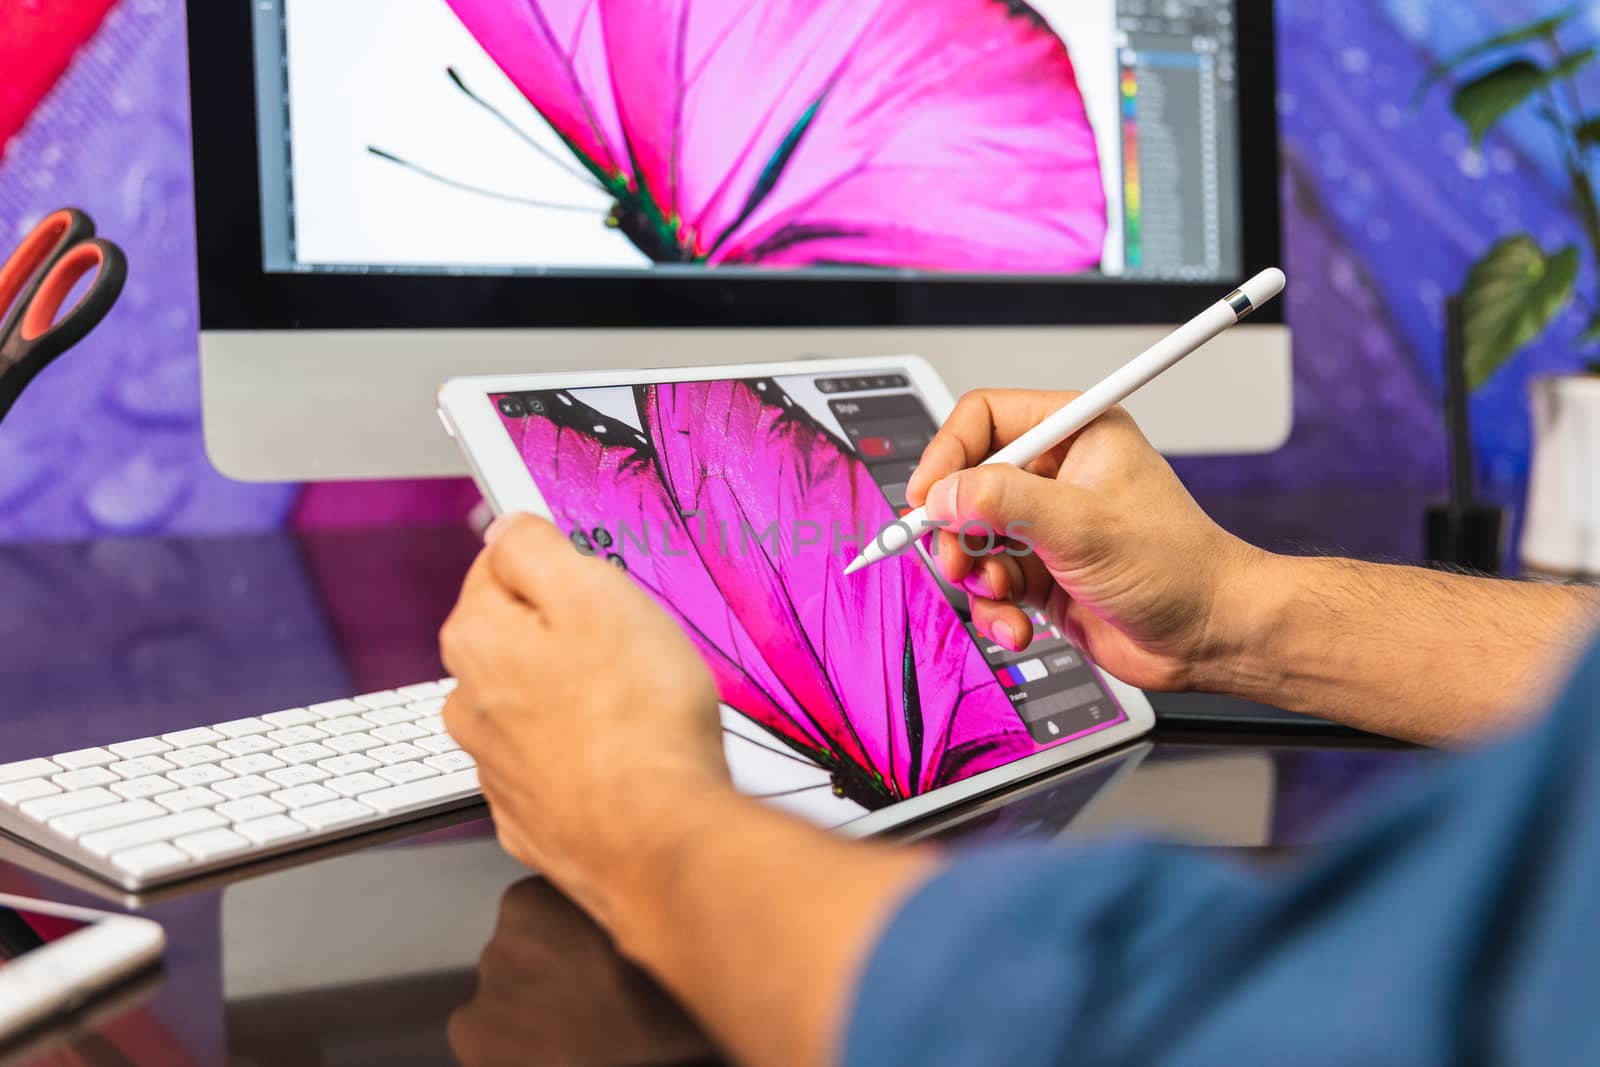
[{"left": 1, "top": 0, "right": 1596, "bottom": 540}]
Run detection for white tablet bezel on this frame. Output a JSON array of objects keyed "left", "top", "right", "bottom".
[
  {"left": 437, "top": 354, "right": 1156, "bottom": 836},
  {"left": 0, "top": 894, "right": 165, "bottom": 1043}
]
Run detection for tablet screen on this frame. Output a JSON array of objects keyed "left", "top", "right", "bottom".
[{"left": 490, "top": 370, "right": 1126, "bottom": 826}]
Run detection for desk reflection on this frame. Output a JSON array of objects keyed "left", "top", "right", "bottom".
[{"left": 450, "top": 878, "right": 715, "bottom": 1067}]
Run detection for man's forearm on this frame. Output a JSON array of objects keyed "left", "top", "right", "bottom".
[
  {"left": 1206, "top": 555, "right": 1600, "bottom": 744},
  {"left": 597, "top": 786, "right": 938, "bottom": 1067}
]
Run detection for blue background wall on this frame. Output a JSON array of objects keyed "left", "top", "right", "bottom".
[{"left": 0, "top": 0, "right": 1596, "bottom": 539}]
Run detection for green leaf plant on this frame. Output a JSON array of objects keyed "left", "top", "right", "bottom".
[{"left": 1419, "top": 6, "right": 1600, "bottom": 387}]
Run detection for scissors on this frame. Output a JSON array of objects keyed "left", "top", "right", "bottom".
[{"left": 0, "top": 207, "right": 126, "bottom": 422}]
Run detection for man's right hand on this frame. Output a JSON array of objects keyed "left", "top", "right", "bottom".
[{"left": 906, "top": 389, "right": 1265, "bottom": 693}]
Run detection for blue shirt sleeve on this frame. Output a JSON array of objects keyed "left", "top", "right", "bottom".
[{"left": 844, "top": 638, "right": 1600, "bottom": 1067}]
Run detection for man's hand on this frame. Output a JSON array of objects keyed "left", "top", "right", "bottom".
[
  {"left": 908, "top": 389, "right": 1600, "bottom": 743},
  {"left": 907, "top": 388, "right": 1262, "bottom": 692},
  {"left": 439, "top": 513, "right": 729, "bottom": 922}
]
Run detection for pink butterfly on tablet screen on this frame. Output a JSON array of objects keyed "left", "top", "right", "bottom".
[
  {"left": 497, "top": 379, "right": 1048, "bottom": 811},
  {"left": 439, "top": 0, "right": 1108, "bottom": 272}
]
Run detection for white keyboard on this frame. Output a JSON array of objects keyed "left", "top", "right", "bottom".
[{"left": 0, "top": 680, "right": 482, "bottom": 891}]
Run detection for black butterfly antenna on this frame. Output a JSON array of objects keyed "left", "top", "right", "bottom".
[
  {"left": 444, "top": 65, "right": 607, "bottom": 194},
  {"left": 365, "top": 145, "right": 602, "bottom": 213}
]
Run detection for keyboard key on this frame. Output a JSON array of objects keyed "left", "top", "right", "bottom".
[
  {"left": 168, "top": 764, "right": 232, "bottom": 788},
  {"left": 375, "top": 761, "right": 438, "bottom": 785},
  {"left": 50, "top": 799, "right": 167, "bottom": 839},
  {"left": 307, "top": 698, "right": 363, "bottom": 719},
  {"left": 318, "top": 754, "right": 379, "bottom": 776},
  {"left": 218, "top": 736, "right": 278, "bottom": 757},
  {"left": 417, "top": 734, "right": 460, "bottom": 755},
  {"left": 266, "top": 765, "right": 329, "bottom": 788},
  {"left": 271, "top": 785, "right": 338, "bottom": 809},
  {"left": 415, "top": 714, "right": 446, "bottom": 735},
  {"left": 80, "top": 810, "right": 227, "bottom": 858},
  {"left": 276, "top": 743, "right": 337, "bottom": 765},
  {"left": 214, "top": 775, "right": 277, "bottom": 800},
  {"left": 110, "top": 756, "right": 177, "bottom": 779},
  {"left": 214, "top": 717, "right": 272, "bottom": 738},
  {"left": 373, "top": 723, "right": 426, "bottom": 744},
  {"left": 261, "top": 708, "right": 318, "bottom": 728},
  {"left": 110, "top": 776, "right": 180, "bottom": 801},
  {"left": 369, "top": 743, "right": 426, "bottom": 766},
  {"left": 361, "top": 769, "right": 479, "bottom": 815},
  {"left": 326, "top": 733, "right": 382, "bottom": 755},
  {"left": 21, "top": 787, "right": 119, "bottom": 821},
  {"left": 157, "top": 787, "right": 225, "bottom": 813},
  {"left": 363, "top": 705, "right": 424, "bottom": 727},
  {"left": 439, "top": 678, "right": 458, "bottom": 692},
  {"left": 326, "top": 772, "right": 387, "bottom": 798},
  {"left": 167, "top": 746, "right": 228, "bottom": 768},
  {"left": 397, "top": 680, "right": 448, "bottom": 700},
  {"left": 174, "top": 827, "right": 250, "bottom": 862},
  {"left": 291, "top": 799, "right": 373, "bottom": 832},
  {"left": 161, "top": 727, "right": 225, "bottom": 748},
  {"left": 424, "top": 751, "right": 476, "bottom": 774},
  {"left": 107, "top": 737, "right": 172, "bottom": 759},
  {"left": 0, "top": 778, "right": 60, "bottom": 806},
  {"left": 354, "top": 690, "right": 408, "bottom": 710},
  {"left": 52, "top": 767, "right": 118, "bottom": 790},
  {"left": 220, "top": 754, "right": 285, "bottom": 777},
  {"left": 318, "top": 715, "right": 372, "bottom": 737},
  {"left": 0, "top": 758, "right": 61, "bottom": 784},
  {"left": 267, "top": 726, "right": 328, "bottom": 747},
  {"left": 52, "top": 748, "right": 118, "bottom": 771},
  {"left": 110, "top": 842, "right": 189, "bottom": 879},
  {"left": 406, "top": 697, "right": 446, "bottom": 715},
  {"left": 215, "top": 796, "right": 284, "bottom": 822},
  {"left": 235, "top": 815, "right": 307, "bottom": 846}
]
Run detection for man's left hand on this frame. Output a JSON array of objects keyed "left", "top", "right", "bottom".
[{"left": 440, "top": 513, "right": 729, "bottom": 922}]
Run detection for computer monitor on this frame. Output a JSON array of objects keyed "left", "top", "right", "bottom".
[{"left": 187, "top": 0, "right": 1288, "bottom": 481}]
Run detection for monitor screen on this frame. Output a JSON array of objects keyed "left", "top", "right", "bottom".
[{"left": 251, "top": 0, "right": 1242, "bottom": 283}]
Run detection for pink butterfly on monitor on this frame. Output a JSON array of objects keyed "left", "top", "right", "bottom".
[
  {"left": 498, "top": 379, "right": 1063, "bottom": 811},
  {"left": 436, "top": 0, "right": 1108, "bottom": 272}
]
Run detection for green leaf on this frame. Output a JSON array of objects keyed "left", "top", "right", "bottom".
[
  {"left": 1451, "top": 51, "right": 1597, "bottom": 145},
  {"left": 1462, "top": 238, "right": 1579, "bottom": 389},
  {"left": 1552, "top": 46, "right": 1600, "bottom": 83},
  {"left": 1416, "top": 5, "right": 1582, "bottom": 101}
]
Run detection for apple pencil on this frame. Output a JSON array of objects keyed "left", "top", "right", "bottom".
[{"left": 842, "top": 267, "right": 1287, "bottom": 576}]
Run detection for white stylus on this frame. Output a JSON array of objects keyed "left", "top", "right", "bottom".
[{"left": 842, "top": 267, "right": 1287, "bottom": 576}]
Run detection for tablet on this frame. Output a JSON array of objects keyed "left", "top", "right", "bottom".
[
  {"left": 0, "top": 894, "right": 164, "bottom": 1044},
  {"left": 438, "top": 356, "right": 1154, "bottom": 835}
]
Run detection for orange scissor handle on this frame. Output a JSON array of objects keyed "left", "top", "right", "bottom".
[
  {"left": 0, "top": 207, "right": 126, "bottom": 421},
  {"left": 0, "top": 208, "right": 96, "bottom": 328}
]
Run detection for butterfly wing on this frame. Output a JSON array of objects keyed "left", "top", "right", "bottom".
[
  {"left": 594, "top": 0, "right": 1106, "bottom": 271},
  {"left": 445, "top": 0, "right": 630, "bottom": 186},
  {"left": 643, "top": 379, "right": 1033, "bottom": 801},
  {"left": 641, "top": 380, "right": 885, "bottom": 785}
]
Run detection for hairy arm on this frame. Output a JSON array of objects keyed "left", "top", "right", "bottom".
[
  {"left": 1209, "top": 556, "right": 1600, "bottom": 745},
  {"left": 910, "top": 388, "right": 1600, "bottom": 747}
]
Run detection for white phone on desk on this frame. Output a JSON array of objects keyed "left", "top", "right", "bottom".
[{"left": 0, "top": 894, "right": 164, "bottom": 1044}]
